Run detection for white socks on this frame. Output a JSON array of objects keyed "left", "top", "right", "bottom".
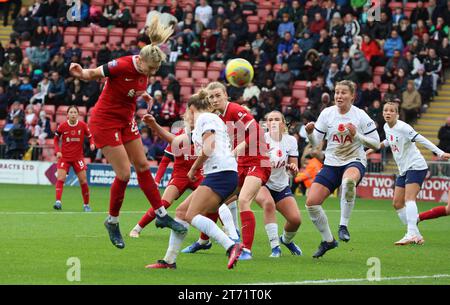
[
  {"left": 307, "top": 205, "right": 334, "bottom": 242},
  {"left": 219, "top": 204, "right": 239, "bottom": 240},
  {"left": 108, "top": 215, "right": 119, "bottom": 224},
  {"left": 281, "top": 230, "right": 296, "bottom": 244},
  {"left": 163, "top": 218, "right": 189, "bottom": 264},
  {"left": 133, "top": 224, "right": 143, "bottom": 233},
  {"left": 340, "top": 178, "right": 356, "bottom": 227},
  {"left": 228, "top": 201, "right": 239, "bottom": 228},
  {"left": 405, "top": 200, "right": 421, "bottom": 236},
  {"left": 191, "top": 215, "right": 234, "bottom": 251},
  {"left": 396, "top": 207, "right": 407, "bottom": 225},
  {"left": 265, "top": 223, "right": 279, "bottom": 249},
  {"left": 155, "top": 206, "right": 168, "bottom": 217}
]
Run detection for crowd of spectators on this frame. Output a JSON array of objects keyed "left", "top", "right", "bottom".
[{"left": 0, "top": 0, "right": 449, "bottom": 165}]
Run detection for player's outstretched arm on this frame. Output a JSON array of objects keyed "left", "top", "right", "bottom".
[
  {"left": 414, "top": 133, "right": 448, "bottom": 159},
  {"left": 69, "top": 63, "right": 104, "bottom": 81}
]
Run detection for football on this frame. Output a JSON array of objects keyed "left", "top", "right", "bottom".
[{"left": 225, "top": 58, "right": 254, "bottom": 88}]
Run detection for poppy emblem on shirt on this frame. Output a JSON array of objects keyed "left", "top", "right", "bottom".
[
  {"left": 390, "top": 135, "right": 394, "bottom": 141},
  {"left": 277, "top": 149, "right": 282, "bottom": 157}
]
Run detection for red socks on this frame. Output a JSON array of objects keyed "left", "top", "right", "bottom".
[
  {"left": 109, "top": 177, "right": 128, "bottom": 217},
  {"left": 138, "top": 200, "right": 171, "bottom": 228},
  {"left": 55, "top": 180, "right": 64, "bottom": 201},
  {"left": 200, "top": 212, "right": 220, "bottom": 241},
  {"left": 137, "top": 170, "right": 163, "bottom": 210},
  {"left": 419, "top": 206, "right": 448, "bottom": 221},
  {"left": 81, "top": 183, "right": 89, "bottom": 205},
  {"left": 240, "top": 210, "right": 256, "bottom": 251}
]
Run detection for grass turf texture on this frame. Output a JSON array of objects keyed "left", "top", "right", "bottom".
[{"left": 1, "top": 184, "right": 449, "bottom": 285}]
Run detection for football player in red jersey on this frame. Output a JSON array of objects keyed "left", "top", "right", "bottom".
[
  {"left": 129, "top": 114, "right": 206, "bottom": 238},
  {"left": 53, "top": 105, "right": 95, "bottom": 212},
  {"left": 69, "top": 16, "right": 186, "bottom": 250},
  {"left": 206, "top": 81, "right": 271, "bottom": 260}
]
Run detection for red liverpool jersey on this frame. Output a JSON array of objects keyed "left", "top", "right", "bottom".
[
  {"left": 164, "top": 129, "right": 202, "bottom": 179},
  {"left": 218, "top": 102, "right": 269, "bottom": 167},
  {"left": 54, "top": 120, "right": 93, "bottom": 160},
  {"left": 90, "top": 55, "right": 148, "bottom": 128}
]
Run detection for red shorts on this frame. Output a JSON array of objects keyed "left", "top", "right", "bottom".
[
  {"left": 89, "top": 118, "right": 141, "bottom": 149},
  {"left": 238, "top": 165, "right": 271, "bottom": 188},
  {"left": 57, "top": 158, "right": 87, "bottom": 173},
  {"left": 168, "top": 176, "right": 204, "bottom": 194}
]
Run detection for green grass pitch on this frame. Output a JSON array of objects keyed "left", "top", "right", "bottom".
[{"left": 1, "top": 184, "right": 449, "bottom": 285}]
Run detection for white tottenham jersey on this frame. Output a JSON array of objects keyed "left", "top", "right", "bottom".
[
  {"left": 315, "top": 105, "right": 378, "bottom": 167},
  {"left": 383, "top": 120, "right": 428, "bottom": 176},
  {"left": 192, "top": 112, "right": 237, "bottom": 175},
  {"left": 264, "top": 133, "right": 299, "bottom": 191}
]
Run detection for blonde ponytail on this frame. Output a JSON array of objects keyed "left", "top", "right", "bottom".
[{"left": 140, "top": 14, "right": 174, "bottom": 65}]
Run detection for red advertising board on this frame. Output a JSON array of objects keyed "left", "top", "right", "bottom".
[{"left": 357, "top": 173, "right": 449, "bottom": 203}]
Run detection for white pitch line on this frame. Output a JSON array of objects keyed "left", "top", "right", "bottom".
[
  {"left": 0, "top": 210, "right": 387, "bottom": 215},
  {"left": 245, "top": 274, "right": 450, "bottom": 285}
]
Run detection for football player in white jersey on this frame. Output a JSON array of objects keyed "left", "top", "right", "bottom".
[
  {"left": 254, "top": 111, "right": 303, "bottom": 258},
  {"left": 367, "top": 102, "right": 450, "bottom": 245},
  {"left": 146, "top": 90, "right": 243, "bottom": 270},
  {"left": 305, "top": 80, "right": 381, "bottom": 258}
]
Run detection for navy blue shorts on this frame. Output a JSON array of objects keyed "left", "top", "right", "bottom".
[
  {"left": 266, "top": 185, "right": 294, "bottom": 203},
  {"left": 395, "top": 169, "right": 428, "bottom": 188},
  {"left": 314, "top": 162, "right": 366, "bottom": 193},
  {"left": 201, "top": 171, "right": 238, "bottom": 200}
]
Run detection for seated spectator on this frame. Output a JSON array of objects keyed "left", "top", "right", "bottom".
[
  {"left": 410, "top": 0, "right": 429, "bottom": 25},
  {"left": 63, "top": 42, "right": 82, "bottom": 64},
  {"left": 110, "top": 42, "right": 128, "bottom": 59},
  {"left": 255, "top": 63, "right": 275, "bottom": 88},
  {"left": 307, "top": 75, "right": 330, "bottom": 109},
  {"left": 367, "top": 99, "right": 383, "bottom": 131},
  {"left": 383, "top": 83, "right": 401, "bottom": 103},
  {"left": 401, "top": 80, "right": 422, "bottom": 124},
  {"left": 405, "top": 50, "right": 421, "bottom": 77},
  {"left": 423, "top": 48, "right": 442, "bottom": 95},
  {"left": 274, "top": 63, "right": 293, "bottom": 95},
  {"left": 438, "top": 37, "right": 450, "bottom": 69},
  {"left": 212, "top": 27, "right": 235, "bottom": 63},
  {"left": 146, "top": 76, "right": 162, "bottom": 98},
  {"left": 2, "top": 53, "right": 20, "bottom": 83},
  {"left": 359, "top": 82, "right": 381, "bottom": 111},
  {"left": 277, "top": 31, "right": 294, "bottom": 64},
  {"left": 96, "top": 41, "right": 112, "bottom": 67},
  {"left": 24, "top": 104, "right": 38, "bottom": 132},
  {"left": 195, "top": 0, "right": 213, "bottom": 29},
  {"left": 351, "top": 50, "right": 371, "bottom": 83},
  {"left": 287, "top": 43, "right": 304, "bottom": 78},
  {"left": 297, "top": 30, "right": 315, "bottom": 52},
  {"left": 5, "top": 115, "right": 29, "bottom": 159},
  {"left": 34, "top": 110, "right": 52, "bottom": 145},
  {"left": 49, "top": 54, "right": 66, "bottom": 77},
  {"left": 393, "top": 68, "right": 408, "bottom": 92},
  {"left": 278, "top": 13, "right": 295, "bottom": 38},
  {"left": 225, "top": 0, "right": 242, "bottom": 23},
  {"left": 413, "top": 19, "right": 429, "bottom": 41},
  {"left": 198, "top": 28, "right": 217, "bottom": 62},
  {"left": 12, "top": 7, "right": 34, "bottom": 41},
  {"left": 383, "top": 49, "right": 409, "bottom": 83},
  {"left": 0, "top": 86, "right": 8, "bottom": 119},
  {"left": 30, "top": 42, "right": 50, "bottom": 71},
  {"left": 324, "top": 62, "right": 342, "bottom": 91},
  {"left": 341, "top": 64, "right": 358, "bottom": 83},
  {"left": 237, "top": 41, "right": 255, "bottom": 65},
  {"left": 100, "top": 0, "right": 119, "bottom": 27},
  {"left": 309, "top": 12, "right": 326, "bottom": 39},
  {"left": 437, "top": 116, "right": 450, "bottom": 154},
  {"left": 38, "top": 0, "right": 59, "bottom": 27},
  {"left": 148, "top": 136, "right": 167, "bottom": 161},
  {"left": 392, "top": 7, "right": 405, "bottom": 27},
  {"left": 295, "top": 14, "right": 309, "bottom": 39},
  {"left": 80, "top": 79, "right": 100, "bottom": 110},
  {"left": 430, "top": 17, "right": 449, "bottom": 44},
  {"left": 322, "top": 44, "right": 342, "bottom": 72},
  {"left": 329, "top": 12, "right": 344, "bottom": 39},
  {"left": 65, "top": 78, "right": 84, "bottom": 106},
  {"left": 243, "top": 81, "right": 260, "bottom": 103},
  {"left": 141, "top": 128, "right": 153, "bottom": 159},
  {"left": 384, "top": 30, "right": 404, "bottom": 58},
  {"left": 160, "top": 91, "right": 179, "bottom": 125},
  {"left": 89, "top": 2, "right": 103, "bottom": 24},
  {"left": 116, "top": 1, "right": 133, "bottom": 28},
  {"left": 374, "top": 12, "right": 392, "bottom": 41},
  {"left": 46, "top": 25, "right": 63, "bottom": 58},
  {"left": 18, "top": 57, "right": 33, "bottom": 78},
  {"left": 361, "top": 34, "right": 383, "bottom": 67},
  {"left": 229, "top": 15, "right": 249, "bottom": 45},
  {"left": 46, "top": 71, "right": 66, "bottom": 106},
  {"left": 398, "top": 18, "right": 413, "bottom": 46},
  {"left": 414, "top": 66, "right": 433, "bottom": 103},
  {"left": 314, "top": 28, "right": 332, "bottom": 57},
  {"left": 150, "top": 90, "right": 164, "bottom": 124},
  {"left": 30, "top": 76, "right": 50, "bottom": 105},
  {"left": 6, "top": 101, "right": 24, "bottom": 124},
  {"left": 18, "top": 76, "right": 34, "bottom": 104},
  {"left": 300, "top": 49, "right": 322, "bottom": 81}
]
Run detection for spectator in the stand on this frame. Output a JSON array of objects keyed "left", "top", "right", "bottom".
[
  {"left": 430, "top": 17, "right": 449, "bottom": 43},
  {"left": 277, "top": 31, "right": 294, "bottom": 64},
  {"left": 18, "top": 76, "right": 34, "bottom": 104},
  {"left": 438, "top": 37, "right": 450, "bottom": 69},
  {"left": 405, "top": 50, "right": 421, "bottom": 76},
  {"left": 229, "top": 15, "right": 249, "bottom": 45},
  {"left": 367, "top": 99, "right": 383, "bottom": 132},
  {"left": 383, "top": 83, "right": 401, "bottom": 103},
  {"left": 237, "top": 41, "right": 255, "bottom": 65},
  {"left": 287, "top": 42, "right": 304, "bottom": 78},
  {"left": 324, "top": 62, "right": 342, "bottom": 91},
  {"left": 80, "top": 79, "right": 100, "bottom": 110},
  {"left": 383, "top": 49, "right": 409, "bottom": 83},
  {"left": 225, "top": 0, "right": 242, "bottom": 22},
  {"left": 168, "top": 0, "right": 183, "bottom": 22},
  {"left": 361, "top": 34, "right": 383, "bottom": 66},
  {"left": 96, "top": 41, "right": 112, "bottom": 67},
  {"left": 262, "top": 12, "right": 279, "bottom": 39},
  {"left": 359, "top": 82, "right": 381, "bottom": 111},
  {"left": 276, "top": 0, "right": 293, "bottom": 21},
  {"left": 329, "top": 11, "right": 344, "bottom": 39},
  {"left": 46, "top": 71, "right": 66, "bottom": 106},
  {"left": 274, "top": 63, "right": 293, "bottom": 95},
  {"left": 5, "top": 115, "right": 29, "bottom": 159},
  {"left": 398, "top": 18, "right": 413, "bottom": 45},
  {"left": 413, "top": 19, "right": 429, "bottom": 40},
  {"left": 392, "top": 7, "right": 405, "bottom": 27},
  {"left": 291, "top": 0, "right": 305, "bottom": 24},
  {"left": 374, "top": 11, "right": 392, "bottom": 41},
  {"left": 212, "top": 27, "right": 235, "bottom": 63},
  {"left": 2, "top": 53, "right": 20, "bottom": 83},
  {"left": 100, "top": 0, "right": 119, "bottom": 27},
  {"left": 12, "top": 7, "right": 34, "bottom": 41},
  {"left": 437, "top": 116, "right": 450, "bottom": 154},
  {"left": 140, "top": 128, "right": 153, "bottom": 159},
  {"left": 24, "top": 104, "right": 38, "bottom": 132},
  {"left": 306, "top": 0, "right": 323, "bottom": 21},
  {"left": 314, "top": 28, "right": 332, "bottom": 57},
  {"left": 243, "top": 81, "right": 260, "bottom": 103},
  {"left": 160, "top": 91, "right": 179, "bottom": 126},
  {"left": 66, "top": 78, "right": 84, "bottom": 106},
  {"left": 147, "top": 136, "right": 167, "bottom": 161},
  {"left": 278, "top": 12, "right": 295, "bottom": 38},
  {"left": 309, "top": 12, "right": 326, "bottom": 39},
  {"left": 393, "top": 68, "right": 408, "bottom": 91},
  {"left": 414, "top": 66, "right": 433, "bottom": 103},
  {"left": 146, "top": 76, "right": 162, "bottom": 98},
  {"left": 46, "top": 25, "right": 63, "bottom": 58},
  {"left": 300, "top": 49, "right": 322, "bottom": 81},
  {"left": 40, "top": 0, "right": 59, "bottom": 27},
  {"left": 116, "top": 1, "right": 132, "bottom": 28},
  {"left": 423, "top": 48, "right": 442, "bottom": 95},
  {"left": 341, "top": 64, "right": 358, "bottom": 83},
  {"left": 30, "top": 76, "right": 49, "bottom": 105},
  {"left": 34, "top": 110, "right": 52, "bottom": 145},
  {"left": 195, "top": 0, "right": 213, "bottom": 29},
  {"left": 150, "top": 90, "right": 164, "bottom": 124},
  {"left": 49, "top": 53, "right": 65, "bottom": 77},
  {"left": 6, "top": 101, "right": 24, "bottom": 124},
  {"left": 110, "top": 42, "right": 128, "bottom": 59},
  {"left": 178, "top": 11, "right": 197, "bottom": 43},
  {"left": 199, "top": 28, "right": 216, "bottom": 62},
  {"left": 322, "top": 43, "right": 342, "bottom": 72},
  {"left": 384, "top": 30, "right": 404, "bottom": 58},
  {"left": 63, "top": 42, "right": 82, "bottom": 64},
  {"left": 164, "top": 74, "right": 179, "bottom": 103},
  {"left": 295, "top": 14, "right": 309, "bottom": 39},
  {"left": 18, "top": 57, "right": 33, "bottom": 78},
  {"left": 0, "top": 86, "right": 8, "bottom": 119},
  {"left": 307, "top": 75, "right": 330, "bottom": 109},
  {"left": 89, "top": 1, "right": 103, "bottom": 24},
  {"left": 259, "top": 78, "right": 282, "bottom": 107},
  {"left": 401, "top": 80, "right": 422, "bottom": 124},
  {"left": 351, "top": 50, "right": 371, "bottom": 83},
  {"left": 6, "top": 76, "right": 20, "bottom": 104},
  {"left": 410, "top": 1, "right": 429, "bottom": 25},
  {"left": 169, "top": 35, "right": 188, "bottom": 61},
  {"left": 255, "top": 63, "right": 275, "bottom": 88},
  {"left": 30, "top": 42, "right": 50, "bottom": 71},
  {"left": 297, "top": 30, "right": 315, "bottom": 52},
  {"left": 6, "top": 40, "right": 23, "bottom": 63}
]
